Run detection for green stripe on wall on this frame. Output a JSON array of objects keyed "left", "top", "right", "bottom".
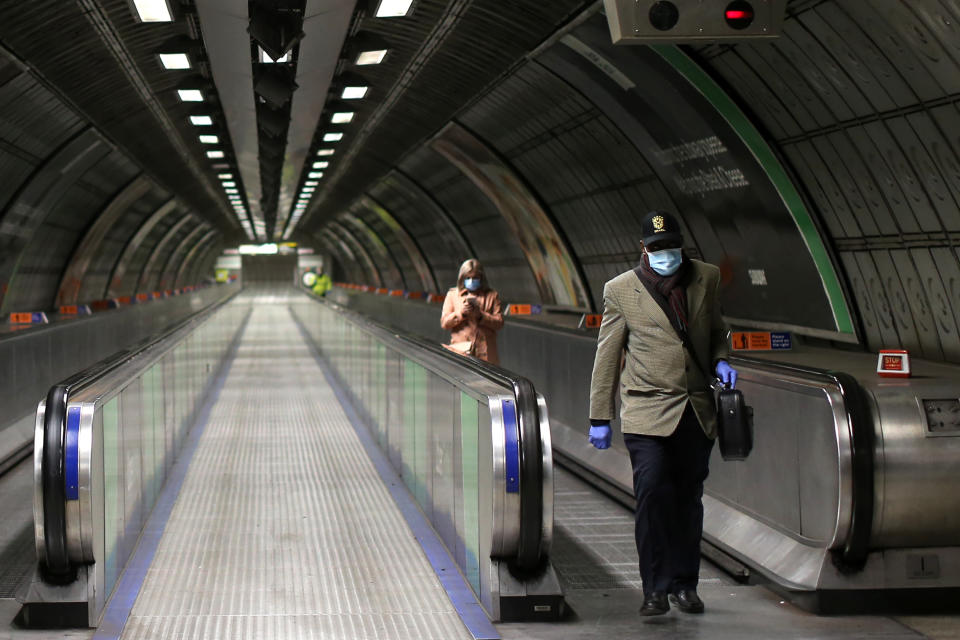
[{"left": 651, "top": 45, "right": 855, "bottom": 336}]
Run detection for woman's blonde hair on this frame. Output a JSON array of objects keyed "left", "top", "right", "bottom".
[{"left": 456, "top": 259, "right": 487, "bottom": 291}]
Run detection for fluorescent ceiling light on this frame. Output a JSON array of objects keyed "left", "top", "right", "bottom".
[
  {"left": 308, "top": 172, "right": 324, "bottom": 179},
  {"left": 206, "top": 150, "right": 225, "bottom": 158},
  {"left": 178, "top": 89, "right": 203, "bottom": 102},
  {"left": 317, "top": 149, "right": 335, "bottom": 156},
  {"left": 375, "top": 0, "right": 414, "bottom": 18},
  {"left": 304, "top": 181, "right": 318, "bottom": 186},
  {"left": 331, "top": 112, "right": 354, "bottom": 124},
  {"left": 199, "top": 135, "right": 219, "bottom": 144},
  {"left": 225, "top": 191, "right": 239, "bottom": 196},
  {"left": 259, "top": 47, "right": 290, "bottom": 64},
  {"left": 312, "top": 161, "right": 329, "bottom": 169},
  {"left": 218, "top": 173, "right": 233, "bottom": 179},
  {"left": 323, "top": 133, "right": 343, "bottom": 142},
  {"left": 239, "top": 244, "right": 278, "bottom": 255},
  {"left": 301, "top": 188, "right": 315, "bottom": 194},
  {"left": 341, "top": 86, "right": 368, "bottom": 100},
  {"left": 159, "top": 53, "right": 190, "bottom": 70},
  {"left": 222, "top": 181, "right": 236, "bottom": 187},
  {"left": 132, "top": 0, "right": 172, "bottom": 22},
  {"left": 190, "top": 115, "right": 213, "bottom": 126},
  {"left": 356, "top": 49, "right": 387, "bottom": 65}
]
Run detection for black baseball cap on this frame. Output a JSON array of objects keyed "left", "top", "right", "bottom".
[{"left": 641, "top": 210, "right": 683, "bottom": 248}]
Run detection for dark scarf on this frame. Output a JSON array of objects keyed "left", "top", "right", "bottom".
[{"left": 634, "top": 252, "right": 690, "bottom": 338}]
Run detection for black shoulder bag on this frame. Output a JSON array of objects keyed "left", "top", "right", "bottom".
[{"left": 633, "top": 270, "right": 753, "bottom": 460}]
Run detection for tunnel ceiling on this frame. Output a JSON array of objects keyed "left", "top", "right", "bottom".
[{"left": 1, "top": 0, "right": 960, "bottom": 365}]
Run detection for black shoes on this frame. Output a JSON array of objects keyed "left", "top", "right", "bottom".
[
  {"left": 669, "top": 589, "right": 705, "bottom": 614},
  {"left": 639, "top": 592, "right": 670, "bottom": 616}
]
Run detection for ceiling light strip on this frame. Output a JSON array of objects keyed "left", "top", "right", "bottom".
[{"left": 76, "top": 0, "right": 238, "bottom": 230}]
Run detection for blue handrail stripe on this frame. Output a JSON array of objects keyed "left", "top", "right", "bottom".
[
  {"left": 502, "top": 399, "right": 520, "bottom": 494},
  {"left": 65, "top": 406, "right": 81, "bottom": 501}
]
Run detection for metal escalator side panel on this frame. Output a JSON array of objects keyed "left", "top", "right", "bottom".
[
  {"left": 70, "top": 402, "right": 97, "bottom": 564},
  {"left": 33, "top": 401, "right": 47, "bottom": 567},
  {"left": 829, "top": 371, "right": 874, "bottom": 569},
  {"left": 537, "top": 394, "right": 554, "bottom": 558},
  {"left": 489, "top": 395, "right": 521, "bottom": 559}
]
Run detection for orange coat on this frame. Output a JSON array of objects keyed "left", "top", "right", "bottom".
[{"left": 440, "top": 287, "right": 504, "bottom": 365}]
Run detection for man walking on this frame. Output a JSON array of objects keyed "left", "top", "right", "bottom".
[{"left": 587, "top": 210, "right": 737, "bottom": 616}]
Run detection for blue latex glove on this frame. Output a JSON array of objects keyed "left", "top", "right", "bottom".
[
  {"left": 588, "top": 423, "right": 612, "bottom": 450},
  {"left": 716, "top": 360, "right": 738, "bottom": 389}
]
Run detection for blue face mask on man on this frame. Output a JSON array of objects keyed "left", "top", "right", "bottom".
[
  {"left": 647, "top": 248, "right": 683, "bottom": 276},
  {"left": 463, "top": 277, "right": 481, "bottom": 292}
]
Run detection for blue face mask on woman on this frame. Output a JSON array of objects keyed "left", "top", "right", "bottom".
[
  {"left": 647, "top": 248, "right": 683, "bottom": 276},
  {"left": 463, "top": 277, "right": 481, "bottom": 292}
]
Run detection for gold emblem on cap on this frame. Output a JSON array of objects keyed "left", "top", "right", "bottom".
[{"left": 653, "top": 215, "right": 665, "bottom": 232}]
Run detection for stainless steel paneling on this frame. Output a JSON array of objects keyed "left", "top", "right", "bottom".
[
  {"left": 429, "top": 370, "right": 458, "bottom": 556},
  {"left": 809, "top": 136, "right": 875, "bottom": 235},
  {"left": 890, "top": 250, "right": 945, "bottom": 360},
  {"left": 0, "top": 283, "right": 241, "bottom": 463},
  {"left": 785, "top": 16, "right": 867, "bottom": 119},
  {"left": 838, "top": 252, "right": 884, "bottom": 350},
  {"left": 851, "top": 252, "right": 901, "bottom": 348},
  {"left": 871, "top": 251, "right": 924, "bottom": 355}
]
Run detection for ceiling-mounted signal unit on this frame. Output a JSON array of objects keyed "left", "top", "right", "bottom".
[
  {"left": 248, "top": 2, "right": 305, "bottom": 62},
  {"left": 603, "top": 0, "right": 785, "bottom": 43}
]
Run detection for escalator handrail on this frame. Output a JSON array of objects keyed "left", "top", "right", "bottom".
[
  {"left": 37, "top": 288, "right": 240, "bottom": 576},
  {"left": 41, "top": 385, "right": 69, "bottom": 578},
  {"left": 728, "top": 354, "right": 874, "bottom": 568},
  {"left": 316, "top": 295, "right": 545, "bottom": 570}
]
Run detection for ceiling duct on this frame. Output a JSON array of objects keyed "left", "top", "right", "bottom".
[
  {"left": 253, "top": 65, "right": 299, "bottom": 108},
  {"left": 259, "top": 138, "right": 285, "bottom": 160},
  {"left": 257, "top": 105, "right": 289, "bottom": 137},
  {"left": 248, "top": 1, "right": 306, "bottom": 62}
]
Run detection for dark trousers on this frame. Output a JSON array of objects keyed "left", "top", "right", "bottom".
[{"left": 623, "top": 403, "right": 714, "bottom": 596}]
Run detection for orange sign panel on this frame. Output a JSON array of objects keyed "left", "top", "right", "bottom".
[
  {"left": 731, "top": 331, "right": 772, "bottom": 350},
  {"left": 583, "top": 314, "right": 602, "bottom": 328},
  {"left": 509, "top": 304, "right": 532, "bottom": 315},
  {"left": 60, "top": 305, "right": 79, "bottom": 315},
  {"left": 9, "top": 312, "right": 33, "bottom": 323}
]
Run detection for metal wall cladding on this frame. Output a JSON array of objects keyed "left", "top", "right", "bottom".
[
  {"left": 460, "top": 62, "right": 682, "bottom": 311},
  {"left": 350, "top": 206, "right": 418, "bottom": 291},
  {"left": 403, "top": 148, "right": 542, "bottom": 305},
  {"left": 0, "top": 0, "right": 231, "bottom": 231},
  {"left": 699, "top": 0, "right": 960, "bottom": 363},
  {"left": 337, "top": 213, "right": 405, "bottom": 291},
  {"left": 116, "top": 211, "right": 181, "bottom": 297},
  {"left": 374, "top": 165, "right": 474, "bottom": 292},
  {"left": 308, "top": 0, "right": 590, "bottom": 220},
  {"left": 79, "top": 186, "right": 169, "bottom": 302},
  {"left": 5, "top": 150, "right": 140, "bottom": 311},
  {"left": 142, "top": 223, "right": 197, "bottom": 293}
]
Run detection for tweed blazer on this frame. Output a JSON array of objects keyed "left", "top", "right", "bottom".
[{"left": 589, "top": 260, "right": 729, "bottom": 438}]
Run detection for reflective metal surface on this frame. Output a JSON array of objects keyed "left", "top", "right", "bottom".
[
  {"left": 28, "top": 290, "right": 248, "bottom": 625},
  {"left": 331, "top": 289, "right": 960, "bottom": 603},
  {"left": 291, "top": 292, "right": 562, "bottom": 619}
]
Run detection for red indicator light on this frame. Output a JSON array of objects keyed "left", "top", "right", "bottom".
[{"left": 724, "top": 1, "right": 755, "bottom": 29}]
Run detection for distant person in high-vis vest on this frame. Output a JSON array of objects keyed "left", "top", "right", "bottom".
[
  {"left": 311, "top": 272, "right": 332, "bottom": 297},
  {"left": 587, "top": 211, "right": 736, "bottom": 617},
  {"left": 440, "top": 259, "right": 503, "bottom": 365}
]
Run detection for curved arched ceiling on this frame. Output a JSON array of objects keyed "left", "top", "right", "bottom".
[
  {"left": 0, "top": 0, "right": 958, "bottom": 367},
  {"left": 307, "top": 1, "right": 960, "bottom": 365}
]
